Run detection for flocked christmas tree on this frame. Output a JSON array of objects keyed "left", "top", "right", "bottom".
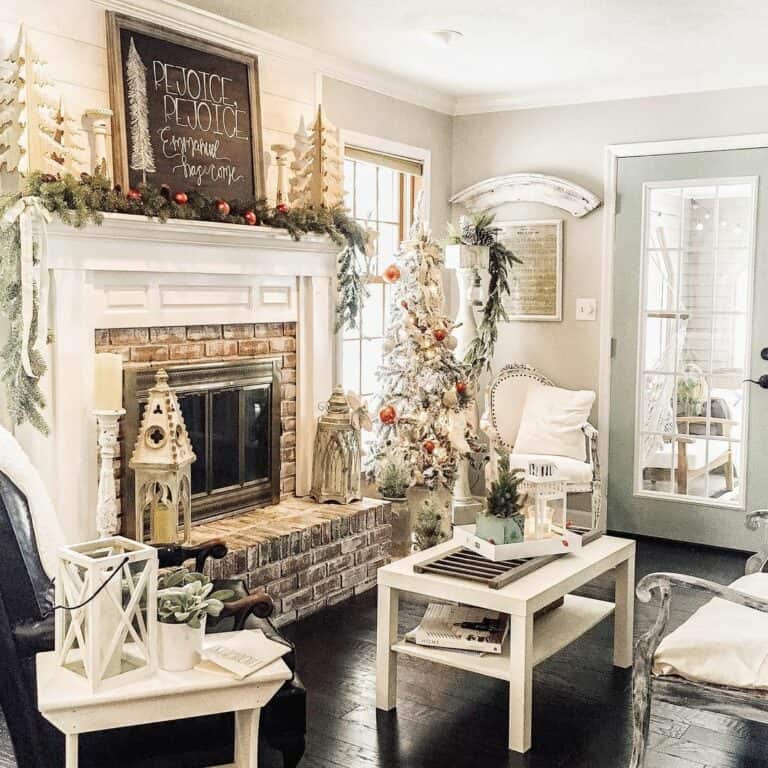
[
  {"left": 367, "top": 193, "right": 478, "bottom": 491},
  {"left": 0, "top": 26, "right": 85, "bottom": 183},
  {"left": 126, "top": 36, "right": 155, "bottom": 184}
]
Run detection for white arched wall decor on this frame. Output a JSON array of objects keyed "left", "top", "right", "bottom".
[{"left": 449, "top": 173, "right": 601, "bottom": 217}]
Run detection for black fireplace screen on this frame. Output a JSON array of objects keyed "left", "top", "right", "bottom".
[{"left": 123, "top": 359, "right": 281, "bottom": 533}]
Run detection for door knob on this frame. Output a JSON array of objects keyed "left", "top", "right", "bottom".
[
  {"left": 761, "top": 348, "right": 768, "bottom": 361},
  {"left": 746, "top": 374, "right": 768, "bottom": 388}
]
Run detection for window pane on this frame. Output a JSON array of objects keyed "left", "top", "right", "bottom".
[
  {"left": 715, "top": 249, "right": 750, "bottom": 311},
  {"left": 378, "top": 223, "right": 400, "bottom": 266},
  {"left": 355, "top": 162, "right": 377, "bottom": 221},
  {"left": 378, "top": 167, "right": 398, "bottom": 222},
  {"left": 718, "top": 185, "right": 752, "bottom": 248},
  {"left": 679, "top": 313, "right": 713, "bottom": 375},
  {"left": 645, "top": 249, "right": 678, "bottom": 311},
  {"left": 683, "top": 187, "right": 717, "bottom": 251},
  {"left": 344, "top": 160, "right": 355, "bottom": 213},
  {"left": 680, "top": 250, "right": 715, "bottom": 315},
  {"left": 646, "top": 187, "right": 681, "bottom": 249},
  {"left": 362, "top": 283, "right": 384, "bottom": 338},
  {"left": 643, "top": 316, "right": 676, "bottom": 371},
  {"left": 178, "top": 393, "right": 206, "bottom": 494},
  {"left": 361, "top": 339, "right": 383, "bottom": 397},
  {"left": 342, "top": 339, "right": 360, "bottom": 393},
  {"left": 211, "top": 390, "right": 239, "bottom": 489},
  {"left": 244, "top": 386, "right": 270, "bottom": 482},
  {"left": 641, "top": 373, "right": 675, "bottom": 435}
]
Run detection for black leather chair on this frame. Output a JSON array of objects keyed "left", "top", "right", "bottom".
[{"left": 0, "top": 471, "right": 306, "bottom": 768}]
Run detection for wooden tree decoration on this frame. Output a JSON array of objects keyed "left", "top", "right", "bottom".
[
  {"left": 289, "top": 106, "right": 343, "bottom": 207},
  {"left": 288, "top": 115, "right": 310, "bottom": 205},
  {"left": 125, "top": 36, "right": 155, "bottom": 184},
  {"left": 0, "top": 25, "right": 86, "bottom": 180}
]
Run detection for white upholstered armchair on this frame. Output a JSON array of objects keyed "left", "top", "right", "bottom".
[{"left": 481, "top": 363, "right": 602, "bottom": 529}]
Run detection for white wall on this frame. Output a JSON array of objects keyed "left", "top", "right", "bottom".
[{"left": 452, "top": 85, "right": 768, "bottom": 421}]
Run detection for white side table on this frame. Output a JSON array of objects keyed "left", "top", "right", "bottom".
[{"left": 37, "top": 630, "right": 292, "bottom": 768}]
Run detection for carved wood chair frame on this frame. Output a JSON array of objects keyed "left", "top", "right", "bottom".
[
  {"left": 630, "top": 510, "right": 768, "bottom": 767},
  {"left": 483, "top": 362, "right": 602, "bottom": 529}
]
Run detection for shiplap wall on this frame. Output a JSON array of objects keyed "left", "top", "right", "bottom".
[{"left": 0, "top": 0, "right": 319, "bottom": 202}]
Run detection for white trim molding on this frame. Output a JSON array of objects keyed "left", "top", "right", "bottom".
[
  {"left": 450, "top": 173, "right": 601, "bottom": 218},
  {"left": 598, "top": 132, "right": 768, "bottom": 521}
]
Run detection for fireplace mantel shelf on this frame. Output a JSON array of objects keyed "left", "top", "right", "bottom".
[{"left": 46, "top": 213, "right": 340, "bottom": 277}]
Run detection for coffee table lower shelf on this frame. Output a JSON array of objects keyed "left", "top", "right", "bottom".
[{"left": 390, "top": 594, "right": 614, "bottom": 681}]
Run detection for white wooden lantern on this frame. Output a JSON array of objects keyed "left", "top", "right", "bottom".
[
  {"left": 55, "top": 536, "right": 158, "bottom": 692},
  {"left": 521, "top": 461, "right": 568, "bottom": 540},
  {"left": 129, "top": 369, "right": 196, "bottom": 544}
]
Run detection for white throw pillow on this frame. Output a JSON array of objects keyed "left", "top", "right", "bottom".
[{"left": 513, "top": 385, "right": 595, "bottom": 462}]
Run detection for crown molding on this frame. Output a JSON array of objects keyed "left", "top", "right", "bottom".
[{"left": 91, "top": 0, "right": 456, "bottom": 115}]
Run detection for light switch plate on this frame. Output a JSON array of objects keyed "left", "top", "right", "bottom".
[{"left": 576, "top": 298, "right": 597, "bottom": 321}]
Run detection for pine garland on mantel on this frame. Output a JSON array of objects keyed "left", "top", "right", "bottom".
[{"left": 0, "top": 170, "right": 369, "bottom": 432}]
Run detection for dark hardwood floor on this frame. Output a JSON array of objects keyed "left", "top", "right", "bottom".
[{"left": 2, "top": 537, "right": 765, "bottom": 767}]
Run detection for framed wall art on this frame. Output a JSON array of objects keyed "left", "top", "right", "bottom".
[
  {"left": 106, "top": 13, "right": 265, "bottom": 201},
  {"left": 499, "top": 219, "right": 563, "bottom": 322}
]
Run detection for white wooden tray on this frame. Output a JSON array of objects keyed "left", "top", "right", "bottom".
[{"left": 453, "top": 524, "right": 585, "bottom": 562}]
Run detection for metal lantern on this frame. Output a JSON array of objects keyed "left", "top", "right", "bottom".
[
  {"left": 55, "top": 536, "right": 157, "bottom": 692},
  {"left": 129, "top": 369, "right": 196, "bottom": 544},
  {"left": 310, "top": 387, "right": 362, "bottom": 504},
  {"left": 521, "top": 461, "right": 568, "bottom": 540}
]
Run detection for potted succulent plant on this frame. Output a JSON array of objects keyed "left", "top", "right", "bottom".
[
  {"left": 375, "top": 450, "right": 413, "bottom": 557},
  {"left": 156, "top": 568, "right": 233, "bottom": 672},
  {"left": 476, "top": 455, "right": 528, "bottom": 545}
]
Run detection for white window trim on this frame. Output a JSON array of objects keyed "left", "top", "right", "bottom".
[{"left": 333, "top": 130, "right": 432, "bottom": 387}]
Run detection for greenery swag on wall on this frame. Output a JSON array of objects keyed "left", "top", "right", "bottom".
[{"left": 0, "top": 171, "right": 369, "bottom": 433}]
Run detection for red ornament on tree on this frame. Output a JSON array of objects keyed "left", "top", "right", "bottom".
[
  {"left": 400, "top": 300, "right": 409, "bottom": 309},
  {"left": 173, "top": 191, "right": 189, "bottom": 205},
  {"left": 243, "top": 210, "right": 258, "bottom": 226},
  {"left": 379, "top": 405, "right": 397, "bottom": 425},
  {"left": 455, "top": 381, "right": 467, "bottom": 395},
  {"left": 433, "top": 328, "right": 448, "bottom": 342},
  {"left": 215, "top": 199, "right": 231, "bottom": 216},
  {"left": 276, "top": 202, "right": 289, "bottom": 214},
  {"left": 382, "top": 264, "right": 401, "bottom": 283},
  {"left": 423, "top": 440, "right": 435, "bottom": 454},
  {"left": 126, "top": 188, "right": 142, "bottom": 201}
]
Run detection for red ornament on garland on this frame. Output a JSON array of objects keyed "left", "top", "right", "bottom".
[
  {"left": 455, "top": 381, "right": 467, "bottom": 395},
  {"left": 382, "top": 264, "right": 401, "bottom": 283},
  {"left": 276, "top": 202, "right": 289, "bottom": 214},
  {"left": 423, "top": 440, "right": 435, "bottom": 454},
  {"left": 173, "top": 191, "right": 189, "bottom": 205},
  {"left": 433, "top": 328, "right": 448, "bottom": 342},
  {"left": 400, "top": 300, "right": 409, "bottom": 309},
  {"left": 126, "top": 188, "right": 142, "bottom": 201},
  {"left": 215, "top": 199, "right": 231, "bottom": 216},
  {"left": 243, "top": 210, "right": 258, "bottom": 226},
  {"left": 378, "top": 405, "right": 397, "bottom": 425}
]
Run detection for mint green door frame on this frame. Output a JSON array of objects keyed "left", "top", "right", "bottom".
[{"left": 599, "top": 135, "right": 768, "bottom": 550}]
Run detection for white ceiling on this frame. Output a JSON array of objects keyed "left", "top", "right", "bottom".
[{"left": 185, "top": 0, "right": 768, "bottom": 114}]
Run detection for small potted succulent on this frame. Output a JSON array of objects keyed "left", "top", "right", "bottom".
[
  {"left": 476, "top": 455, "right": 528, "bottom": 545},
  {"left": 156, "top": 568, "right": 233, "bottom": 672},
  {"left": 376, "top": 450, "right": 413, "bottom": 557}
]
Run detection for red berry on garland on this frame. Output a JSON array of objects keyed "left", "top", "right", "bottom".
[
  {"left": 215, "top": 199, "right": 231, "bottom": 216},
  {"left": 40, "top": 173, "right": 57, "bottom": 183},
  {"left": 456, "top": 381, "right": 467, "bottom": 395},
  {"left": 276, "top": 202, "right": 289, "bottom": 214},
  {"left": 400, "top": 300, "right": 408, "bottom": 309},
  {"left": 423, "top": 440, "right": 435, "bottom": 454},
  {"left": 382, "top": 264, "right": 401, "bottom": 283},
  {"left": 378, "top": 405, "right": 397, "bottom": 425},
  {"left": 127, "top": 188, "right": 142, "bottom": 201},
  {"left": 433, "top": 328, "right": 448, "bottom": 342},
  {"left": 173, "top": 191, "right": 189, "bottom": 205},
  {"left": 243, "top": 210, "right": 258, "bottom": 226}
]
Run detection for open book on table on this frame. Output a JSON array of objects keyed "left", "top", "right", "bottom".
[{"left": 197, "top": 629, "right": 291, "bottom": 680}]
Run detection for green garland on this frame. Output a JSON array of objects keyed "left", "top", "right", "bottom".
[
  {"left": 0, "top": 170, "right": 369, "bottom": 432},
  {"left": 448, "top": 211, "right": 521, "bottom": 379}
]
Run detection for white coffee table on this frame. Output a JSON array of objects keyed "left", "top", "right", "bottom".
[
  {"left": 37, "top": 630, "right": 292, "bottom": 768},
  {"left": 376, "top": 535, "right": 635, "bottom": 753}
]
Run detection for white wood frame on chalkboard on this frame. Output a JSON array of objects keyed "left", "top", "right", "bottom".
[
  {"left": 498, "top": 219, "right": 563, "bottom": 322},
  {"left": 105, "top": 12, "right": 265, "bottom": 200}
]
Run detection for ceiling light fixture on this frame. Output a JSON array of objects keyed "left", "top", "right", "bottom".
[{"left": 432, "top": 29, "right": 463, "bottom": 47}]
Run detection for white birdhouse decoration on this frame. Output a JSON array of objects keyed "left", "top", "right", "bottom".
[
  {"left": 55, "top": 536, "right": 158, "bottom": 692},
  {"left": 129, "top": 369, "right": 195, "bottom": 544}
]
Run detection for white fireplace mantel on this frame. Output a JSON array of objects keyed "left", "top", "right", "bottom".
[{"left": 17, "top": 214, "right": 339, "bottom": 541}]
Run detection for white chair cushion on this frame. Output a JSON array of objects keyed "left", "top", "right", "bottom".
[
  {"left": 513, "top": 385, "right": 595, "bottom": 462},
  {"left": 508, "top": 453, "right": 593, "bottom": 485},
  {"left": 653, "top": 572, "right": 768, "bottom": 689}
]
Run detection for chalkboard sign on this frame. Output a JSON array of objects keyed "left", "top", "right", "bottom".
[{"left": 107, "top": 13, "right": 264, "bottom": 201}]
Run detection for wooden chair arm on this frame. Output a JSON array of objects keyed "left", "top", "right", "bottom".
[
  {"left": 155, "top": 538, "right": 228, "bottom": 573},
  {"left": 220, "top": 591, "right": 274, "bottom": 631}
]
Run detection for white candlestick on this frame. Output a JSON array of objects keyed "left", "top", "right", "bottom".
[
  {"left": 95, "top": 409, "right": 125, "bottom": 538},
  {"left": 94, "top": 353, "right": 123, "bottom": 411}
]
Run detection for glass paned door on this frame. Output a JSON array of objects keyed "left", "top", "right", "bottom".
[{"left": 609, "top": 149, "right": 768, "bottom": 550}]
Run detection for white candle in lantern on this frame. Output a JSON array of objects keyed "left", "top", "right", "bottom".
[{"left": 94, "top": 353, "right": 123, "bottom": 411}]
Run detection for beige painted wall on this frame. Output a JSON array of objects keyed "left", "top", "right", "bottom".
[{"left": 452, "top": 85, "right": 768, "bottom": 422}]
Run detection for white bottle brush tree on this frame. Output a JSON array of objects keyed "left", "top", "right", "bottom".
[
  {"left": 126, "top": 36, "right": 155, "bottom": 184},
  {"left": 367, "top": 194, "right": 479, "bottom": 492},
  {"left": 0, "top": 26, "right": 86, "bottom": 181}
]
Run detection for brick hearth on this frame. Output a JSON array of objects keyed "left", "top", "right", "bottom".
[{"left": 194, "top": 498, "right": 392, "bottom": 626}]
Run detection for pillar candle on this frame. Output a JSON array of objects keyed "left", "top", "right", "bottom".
[{"left": 94, "top": 353, "right": 123, "bottom": 411}]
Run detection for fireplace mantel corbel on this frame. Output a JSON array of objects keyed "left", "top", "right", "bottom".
[{"left": 15, "top": 214, "right": 339, "bottom": 541}]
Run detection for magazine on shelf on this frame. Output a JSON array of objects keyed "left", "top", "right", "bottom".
[
  {"left": 197, "top": 629, "right": 290, "bottom": 680},
  {"left": 404, "top": 603, "right": 509, "bottom": 654}
]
